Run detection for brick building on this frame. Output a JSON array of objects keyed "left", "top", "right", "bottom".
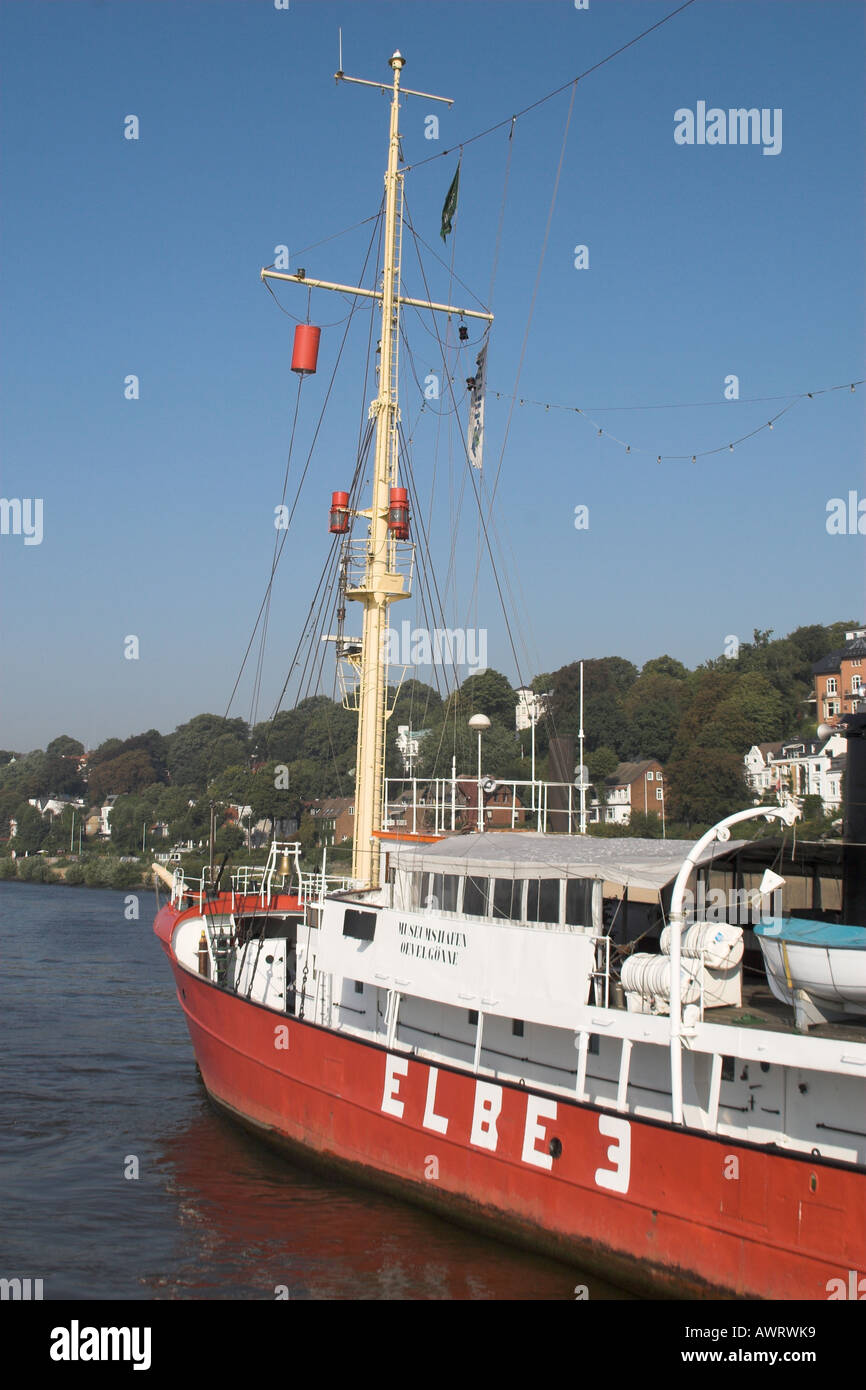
[
  {"left": 812, "top": 629, "right": 866, "bottom": 726},
  {"left": 589, "top": 760, "right": 665, "bottom": 826}
]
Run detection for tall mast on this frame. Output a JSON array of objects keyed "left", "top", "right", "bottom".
[
  {"left": 349, "top": 50, "right": 407, "bottom": 888},
  {"left": 261, "top": 51, "right": 492, "bottom": 889}
]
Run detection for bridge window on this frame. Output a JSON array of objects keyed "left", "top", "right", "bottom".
[
  {"left": 422, "top": 872, "right": 459, "bottom": 912},
  {"left": 463, "top": 876, "right": 489, "bottom": 917},
  {"left": 527, "top": 878, "right": 560, "bottom": 925},
  {"left": 343, "top": 908, "right": 376, "bottom": 941},
  {"left": 492, "top": 878, "right": 524, "bottom": 920},
  {"left": 565, "top": 879, "right": 593, "bottom": 927}
]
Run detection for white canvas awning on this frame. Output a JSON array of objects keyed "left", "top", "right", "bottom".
[{"left": 384, "top": 831, "right": 746, "bottom": 893}]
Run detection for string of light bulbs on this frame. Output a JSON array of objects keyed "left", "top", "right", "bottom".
[{"left": 489, "top": 377, "right": 863, "bottom": 462}]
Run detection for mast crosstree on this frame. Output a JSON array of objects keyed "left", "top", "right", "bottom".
[{"left": 262, "top": 52, "right": 493, "bottom": 887}]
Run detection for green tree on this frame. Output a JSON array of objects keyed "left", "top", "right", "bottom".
[
  {"left": 696, "top": 673, "right": 785, "bottom": 755},
  {"left": 17, "top": 854, "right": 53, "bottom": 882},
  {"left": 88, "top": 751, "right": 158, "bottom": 804},
  {"left": 296, "top": 812, "right": 318, "bottom": 857},
  {"left": 12, "top": 802, "right": 48, "bottom": 854},
  {"left": 628, "top": 810, "right": 664, "bottom": 838},
  {"left": 122, "top": 730, "right": 169, "bottom": 782},
  {"left": 665, "top": 749, "right": 747, "bottom": 826},
  {"left": 88, "top": 738, "right": 125, "bottom": 767},
  {"left": 548, "top": 657, "right": 638, "bottom": 755},
  {"left": 167, "top": 715, "right": 250, "bottom": 790},
  {"left": 46, "top": 735, "right": 84, "bottom": 759},
  {"left": 669, "top": 671, "right": 738, "bottom": 757},
  {"left": 107, "top": 794, "right": 150, "bottom": 854},
  {"left": 825, "top": 619, "right": 862, "bottom": 649},
  {"left": 84, "top": 858, "right": 112, "bottom": 888},
  {"left": 215, "top": 823, "right": 245, "bottom": 854},
  {"left": 621, "top": 671, "right": 690, "bottom": 762},
  {"left": 415, "top": 715, "right": 522, "bottom": 781},
  {"left": 586, "top": 746, "right": 619, "bottom": 785},
  {"left": 43, "top": 805, "right": 80, "bottom": 854},
  {"left": 641, "top": 654, "right": 689, "bottom": 681},
  {"left": 459, "top": 669, "right": 516, "bottom": 727},
  {"left": 787, "top": 625, "right": 834, "bottom": 665},
  {"left": 388, "top": 679, "right": 444, "bottom": 730}
]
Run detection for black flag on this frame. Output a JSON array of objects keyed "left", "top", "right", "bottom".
[{"left": 440, "top": 164, "right": 460, "bottom": 241}]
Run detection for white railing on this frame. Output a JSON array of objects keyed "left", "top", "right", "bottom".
[
  {"left": 383, "top": 777, "right": 590, "bottom": 835},
  {"left": 169, "top": 842, "right": 356, "bottom": 913},
  {"left": 341, "top": 537, "right": 414, "bottom": 594},
  {"left": 297, "top": 870, "right": 355, "bottom": 905},
  {"left": 230, "top": 841, "right": 302, "bottom": 906},
  {"left": 592, "top": 935, "right": 611, "bottom": 1008}
]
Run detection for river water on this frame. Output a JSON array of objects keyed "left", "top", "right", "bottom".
[{"left": 0, "top": 881, "right": 629, "bottom": 1301}]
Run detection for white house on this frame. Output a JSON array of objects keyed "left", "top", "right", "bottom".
[
  {"left": 395, "top": 725, "right": 430, "bottom": 774},
  {"left": 744, "top": 734, "right": 846, "bottom": 816},
  {"left": 515, "top": 688, "right": 549, "bottom": 732},
  {"left": 28, "top": 795, "right": 86, "bottom": 820},
  {"left": 743, "top": 743, "right": 785, "bottom": 795}
]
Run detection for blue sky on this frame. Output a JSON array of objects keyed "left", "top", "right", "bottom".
[{"left": 1, "top": 0, "right": 863, "bottom": 751}]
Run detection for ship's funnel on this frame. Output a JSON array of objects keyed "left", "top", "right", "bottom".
[{"left": 839, "top": 706, "right": 866, "bottom": 926}]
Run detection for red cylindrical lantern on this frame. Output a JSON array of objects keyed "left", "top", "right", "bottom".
[
  {"left": 291, "top": 323, "right": 321, "bottom": 375},
  {"left": 329, "top": 490, "right": 350, "bottom": 534},
  {"left": 388, "top": 487, "right": 410, "bottom": 539}
]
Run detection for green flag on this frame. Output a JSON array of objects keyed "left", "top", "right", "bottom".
[{"left": 440, "top": 163, "right": 460, "bottom": 241}]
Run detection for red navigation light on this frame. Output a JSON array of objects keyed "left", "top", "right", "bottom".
[
  {"left": 291, "top": 324, "right": 321, "bottom": 375},
  {"left": 388, "top": 487, "right": 410, "bottom": 539},
  {"left": 329, "top": 491, "right": 350, "bottom": 534}
]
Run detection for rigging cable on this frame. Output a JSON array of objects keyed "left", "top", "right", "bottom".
[
  {"left": 488, "top": 75, "right": 577, "bottom": 513},
  {"left": 223, "top": 208, "right": 384, "bottom": 722},
  {"left": 400, "top": 222, "right": 536, "bottom": 778},
  {"left": 401, "top": 231, "right": 569, "bottom": 766},
  {"left": 275, "top": 255, "right": 383, "bottom": 720},
  {"left": 249, "top": 368, "right": 305, "bottom": 729},
  {"left": 488, "top": 378, "right": 863, "bottom": 462},
  {"left": 400, "top": 0, "right": 699, "bottom": 174},
  {"left": 271, "top": 418, "right": 375, "bottom": 719}
]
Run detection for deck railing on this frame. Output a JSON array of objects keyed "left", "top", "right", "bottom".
[{"left": 383, "top": 777, "right": 591, "bottom": 835}]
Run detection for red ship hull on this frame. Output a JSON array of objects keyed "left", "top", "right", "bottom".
[{"left": 155, "top": 902, "right": 865, "bottom": 1300}]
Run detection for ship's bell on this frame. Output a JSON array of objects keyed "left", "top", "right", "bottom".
[{"left": 278, "top": 850, "right": 292, "bottom": 877}]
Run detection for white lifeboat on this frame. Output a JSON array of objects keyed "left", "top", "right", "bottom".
[{"left": 754, "top": 917, "right": 866, "bottom": 1030}]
